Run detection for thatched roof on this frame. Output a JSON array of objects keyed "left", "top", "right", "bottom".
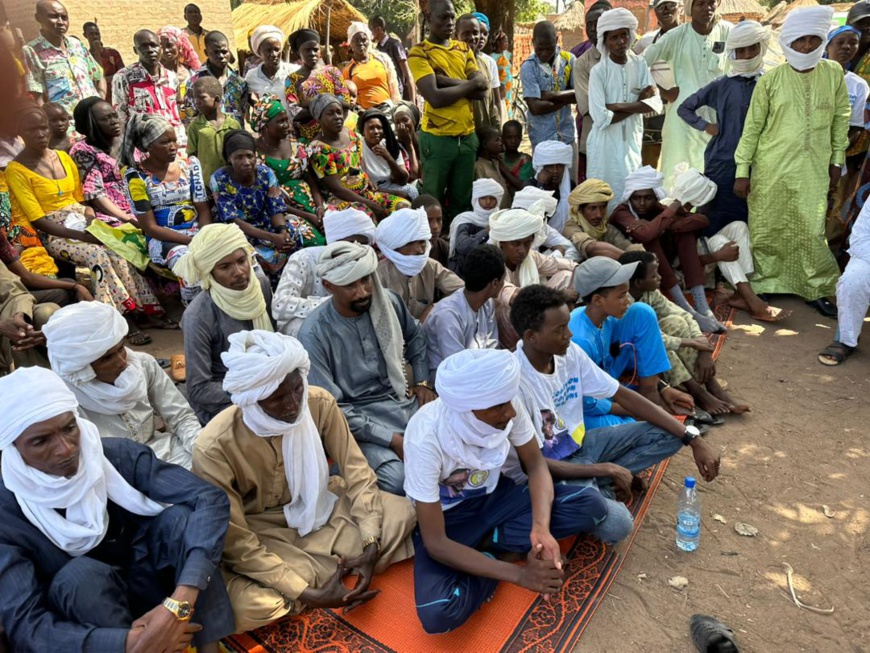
[
  {"left": 719, "top": 0, "right": 767, "bottom": 20},
  {"left": 764, "top": 0, "right": 820, "bottom": 29},
  {"left": 232, "top": 0, "right": 368, "bottom": 51},
  {"left": 553, "top": 2, "right": 586, "bottom": 32}
]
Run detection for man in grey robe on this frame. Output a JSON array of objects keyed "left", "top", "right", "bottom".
[{"left": 298, "top": 242, "right": 436, "bottom": 495}]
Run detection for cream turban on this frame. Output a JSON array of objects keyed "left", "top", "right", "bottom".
[
  {"left": 317, "top": 241, "right": 379, "bottom": 286},
  {"left": 726, "top": 20, "right": 770, "bottom": 77},
  {"left": 473, "top": 178, "right": 506, "bottom": 201},
  {"left": 448, "top": 179, "right": 507, "bottom": 257},
  {"left": 222, "top": 330, "right": 308, "bottom": 406},
  {"left": 622, "top": 165, "right": 668, "bottom": 202},
  {"left": 596, "top": 8, "right": 638, "bottom": 56},
  {"left": 0, "top": 366, "right": 79, "bottom": 450},
  {"left": 489, "top": 209, "right": 547, "bottom": 288},
  {"left": 779, "top": 6, "right": 834, "bottom": 71},
  {"left": 251, "top": 25, "right": 284, "bottom": 55},
  {"left": 532, "top": 141, "right": 573, "bottom": 232},
  {"left": 348, "top": 21, "right": 372, "bottom": 44},
  {"left": 375, "top": 207, "right": 432, "bottom": 277},
  {"left": 671, "top": 164, "right": 717, "bottom": 207},
  {"left": 323, "top": 208, "right": 375, "bottom": 244},
  {"left": 512, "top": 186, "right": 557, "bottom": 214}
]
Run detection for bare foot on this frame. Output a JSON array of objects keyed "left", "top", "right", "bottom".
[
  {"left": 706, "top": 378, "right": 751, "bottom": 414},
  {"left": 729, "top": 295, "right": 791, "bottom": 323},
  {"left": 696, "top": 386, "right": 732, "bottom": 415}
]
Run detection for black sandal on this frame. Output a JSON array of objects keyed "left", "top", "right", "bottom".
[
  {"left": 818, "top": 341, "right": 855, "bottom": 366},
  {"left": 126, "top": 330, "right": 152, "bottom": 347},
  {"left": 690, "top": 614, "right": 740, "bottom": 652}
]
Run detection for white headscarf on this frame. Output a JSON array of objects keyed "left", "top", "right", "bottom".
[
  {"left": 222, "top": 330, "right": 337, "bottom": 536},
  {"left": 251, "top": 25, "right": 284, "bottom": 56},
  {"left": 512, "top": 186, "right": 558, "bottom": 217},
  {"left": 0, "top": 367, "right": 165, "bottom": 556},
  {"left": 671, "top": 163, "right": 717, "bottom": 207},
  {"left": 779, "top": 6, "right": 834, "bottom": 72},
  {"left": 375, "top": 207, "right": 432, "bottom": 276},
  {"left": 726, "top": 20, "right": 770, "bottom": 77},
  {"left": 622, "top": 165, "right": 668, "bottom": 202},
  {"left": 318, "top": 242, "right": 406, "bottom": 397},
  {"left": 348, "top": 21, "right": 372, "bottom": 45},
  {"left": 448, "top": 179, "right": 505, "bottom": 257},
  {"left": 488, "top": 209, "right": 547, "bottom": 288},
  {"left": 434, "top": 349, "right": 521, "bottom": 470},
  {"left": 323, "top": 208, "right": 375, "bottom": 245},
  {"left": 532, "top": 141, "right": 573, "bottom": 232},
  {"left": 43, "top": 302, "right": 148, "bottom": 415},
  {"left": 596, "top": 8, "right": 638, "bottom": 56}
]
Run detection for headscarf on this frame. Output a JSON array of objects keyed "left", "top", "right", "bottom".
[
  {"left": 726, "top": 20, "right": 770, "bottom": 77},
  {"left": 0, "top": 367, "right": 165, "bottom": 556},
  {"left": 43, "top": 303, "right": 148, "bottom": 415},
  {"left": 358, "top": 109, "right": 401, "bottom": 159},
  {"left": 174, "top": 223, "right": 273, "bottom": 332},
  {"left": 250, "top": 93, "right": 286, "bottom": 133},
  {"left": 348, "top": 22, "right": 372, "bottom": 46},
  {"left": 222, "top": 330, "right": 337, "bottom": 536},
  {"left": 532, "top": 141, "right": 573, "bottom": 232},
  {"left": 596, "top": 8, "right": 638, "bottom": 56},
  {"left": 779, "top": 6, "right": 835, "bottom": 72},
  {"left": 827, "top": 25, "right": 862, "bottom": 50},
  {"left": 251, "top": 25, "right": 284, "bottom": 56},
  {"left": 289, "top": 28, "right": 320, "bottom": 53},
  {"left": 448, "top": 178, "right": 505, "bottom": 257},
  {"left": 310, "top": 93, "right": 342, "bottom": 121},
  {"left": 488, "top": 209, "right": 547, "bottom": 287},
  {"left": 358, "top": 110, "right": 401, "bottom": 185},
  {"left": 472, "top": 12, "right": 491, "bottom": 30},
  {"left": 222, "top": 129, "right": 256, "bottom": 161},
  {"left": 568, "top": 179, "right": 614, "bottom": 240},
  {"left": 119, "top": 112, "right": 172, "bottom": 168},
  {"left": 72, "top": 96, "right": 106, "bottom": 147},
  {"left": 393, "top": 101, "right": 420, "bottom": 127},
  {"left": 434, "top": 349, "right": 522, "bottom": 470},
  {"left": 375, "top": 207, "right": 432, "bottom": 276},
  {"left": 318, "top": 242, "right": 405, "bottom": 396},
  {"left": 158, "top": 26, "right": 201, "bottom": 69},
  {"left": 622, "top": 165, "right": 667, "bottom": 202},
  {"left": 671, "top": 163, "right": 717, "bottom": 207},
  {"left": 323, "top": 208, "right": 375, "bottom": 244}
]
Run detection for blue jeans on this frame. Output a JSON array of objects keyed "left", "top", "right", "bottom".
[{"left": 559, "top": 421, "right": 683, "bottom": 543}]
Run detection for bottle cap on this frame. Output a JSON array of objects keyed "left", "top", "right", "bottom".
[{"left": 684, "top": 476, "right": 696, "bottom": 488}]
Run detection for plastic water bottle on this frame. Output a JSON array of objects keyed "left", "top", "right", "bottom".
[{"left": 676, "top": 476, "right": 701, "bottom": 552}]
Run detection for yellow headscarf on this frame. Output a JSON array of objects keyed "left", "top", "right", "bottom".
[
  {"left": 174, "top": 224, "right": 273, "bottom": 332},
  {"left": 568, "top": 179, "right": 614, "bottom": 240}
]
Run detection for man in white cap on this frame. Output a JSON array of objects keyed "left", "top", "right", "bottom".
[
  {"left": 643, "top": 0, "right": 731, "bottom": 188},
  {"left": 193, "top": 330, "right": 416, "bottom": 632},
  {"left": 0, "top": 366, "right": 234, "bottom": 653},
  {"left": 405, "top": 348, "right": 610, "bottom": 634},
  {"left": 375, "top": 207, "right": 463, "bottom": 321},
  {"left": 44, "top": 302, "right": 201, "bottom": 468},
  {"left": 298, "top": 242, "right": 433, "bottom": 495},
  {"left": 177, "top": 223, "right": 274, "bottom": 424},
  {"left": 735, "top": 5, "right": 850, "bottom": 318},
  {"left": 245, "top": 26, "right": 298, "bottom": 108},
  {"left": 273, "top": 208, "right": 375, "bottom": 336}
]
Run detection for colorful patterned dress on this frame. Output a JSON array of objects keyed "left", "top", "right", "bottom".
[
  {"left": 497, "top": 50, "right": 514, "bottom": 118},
  {"left": 69, "top": 141, "right": 131, "bottom": 226},
  {"left": 285, "top": 66, "right": 351, "bottom": 142}
]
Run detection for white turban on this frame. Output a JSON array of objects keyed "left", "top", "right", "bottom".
[
  {"left": 532, "top": 141, "right": 573, "bottom": 232},
  {"left": 448, "top": 179, "right": 506, "bottom": 257},
  {"left": 251, "top": 25, "right": 284, "bottom": 56},
  {"left": 375, "top": 207, "right": 432, "bottom": 276},
  {"left": 348, "top": 21, "right": 372, "bottom": 44},
  {"left": 512, "top": 186, "right": 558, "bottom": 216},
  {"left": 433, "top": 349, "right": 522, "bottom": 470},
  {"left": 489, "top": 209, "right": 548, "bottom": 288},
  {"left": 779, "top": 6, "right": 834, "bottom": 71},
  {"left": 596, "top": 8, "right": 638, "bottom": 56},
  {"left": 222, "top": 330, "right": 337, "bottom": 536},
  {"left": 622, "top": 165, "right": 668, "bottom": 202},
  {"left": 43, "top": 302, "right": 148, "bottom": 415},
  {"left": 0, "top": 367, "right": 164, "bottom": 555},
  {"left": 671, "top": 164, "right": 717, "bottom": 207},
  {"left": 317, "top": 242, "right": 406, "bottom": 397},
  {"left": 726, "top": 20, "right": 770, "bottom": 77},
  {"left": 473, "top": 178, "right": 505, "bottom": 202},
  {"left": 323, "top": 208, "right": 375, "bottom": 245}
]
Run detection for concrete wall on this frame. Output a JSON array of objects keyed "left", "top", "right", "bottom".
[{"left": 4, "top": 0, "right": 235, "bottom": 58}]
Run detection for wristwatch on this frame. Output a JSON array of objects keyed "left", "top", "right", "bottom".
[
  {"left": 162, "top": 597, "right": 193, "bottom": 621},
  {"left": 682, "top": 425, "right": 701, "bottom": 446}
]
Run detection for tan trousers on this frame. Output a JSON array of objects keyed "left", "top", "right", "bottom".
[{"left": 660, "top": 313, "right": 699, "bottom": 387}]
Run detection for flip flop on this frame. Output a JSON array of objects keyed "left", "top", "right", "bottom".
[
  {"left": 126, "top": 330, "right": 152, "bottom": 347},
  {"left": 694, "top": 408, "right": 725, "bottom": 426},
  {"left": 170, "top": 354, "right": 186, "bottom": 383},
  {"left": 690, "top": 614, "right": 740, "bottom": 652}
]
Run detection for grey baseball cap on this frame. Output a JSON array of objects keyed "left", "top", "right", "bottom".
[{"left": 573, "top": 257, "right": 639, "bottom": 298}]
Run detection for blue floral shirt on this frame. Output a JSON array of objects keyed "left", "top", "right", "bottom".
[{"left": 519, "top": 48, "right": 576, "bottom": 147}]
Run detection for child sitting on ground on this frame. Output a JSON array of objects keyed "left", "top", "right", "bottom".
[
  {"left": 44, "top": 102, "right": 71, "bottom": 152},
  {"left": 502, "top": 119, "right": 534, "bottom": 185},
  {"left": 620, "top": 250, "right": 749, "bottom": 417},
  {"left": 187, "top": 76, "right": 242, "bottom": 185},
  {"left": 473, "top": 125, "right": 511, "bottom": 207}
]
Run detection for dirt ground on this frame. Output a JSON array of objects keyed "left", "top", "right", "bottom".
[{"left": 578, "top": 296, "right": 870, "bottom": 652}]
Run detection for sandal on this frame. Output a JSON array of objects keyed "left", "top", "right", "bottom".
[
  {"left": 170, "top": 354, "right": 186, "bottom": 383},
  {"left": 694, "top": 408, "right": 725, "bottom": 426},
  {"left": 126, "top": 330, "right": 152, "bottom": 347},
  {"left": 818, "top": 341, "right": 855, "bottom": 366},
  {"left": 690, "top": 613, "right": 740, "bottom": 652}
]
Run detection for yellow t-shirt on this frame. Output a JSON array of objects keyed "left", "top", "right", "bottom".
[{"left": 408, "top": 39, "right": 478, "bottom": 137}]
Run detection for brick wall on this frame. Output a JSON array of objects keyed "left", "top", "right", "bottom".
[{"left": 4, "top": 0, "right": 235, "bottom": 58}]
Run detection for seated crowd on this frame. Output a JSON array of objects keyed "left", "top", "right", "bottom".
[{"left": 0, "top": 0, "right": 866, "bottom": 649}]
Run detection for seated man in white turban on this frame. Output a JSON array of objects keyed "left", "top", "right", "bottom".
[
  {"left": 405, "top": 349, "right": 609, "bottom": 634},
  {"left": 511, "top": 187, "right": 580, "bottom": 261},
  {"left": 177, "top": 223, "right": 274, "bottom": 425},
  {"left": 298, "top": 242, "right": 433, "bottom": 495},
  {"left": 424, "top": 244, "right": 505, "bottom": 384},
  {"left": 448, "top": 178, "right": 505, "bottom": 272},
  {"left": 375, "top": 207, "right": 464, "bottom": 322},
  {"left": 273, "top": 208, "right": 376, "bottom": 337},
  {"left": 490, "top": 208, "right": 577, "bottom": 350},
  {"left": 193, "top": 330, "right": 416, "bottom": 632},
  {"left": 44, "top": 302, "right": 201, "bottom": 469},
  {"left": 531, "top": 140, "right": 574, "bottom": 232},
  {"left": 0, "top": 367, "right": 234, "bottom": 653}
]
